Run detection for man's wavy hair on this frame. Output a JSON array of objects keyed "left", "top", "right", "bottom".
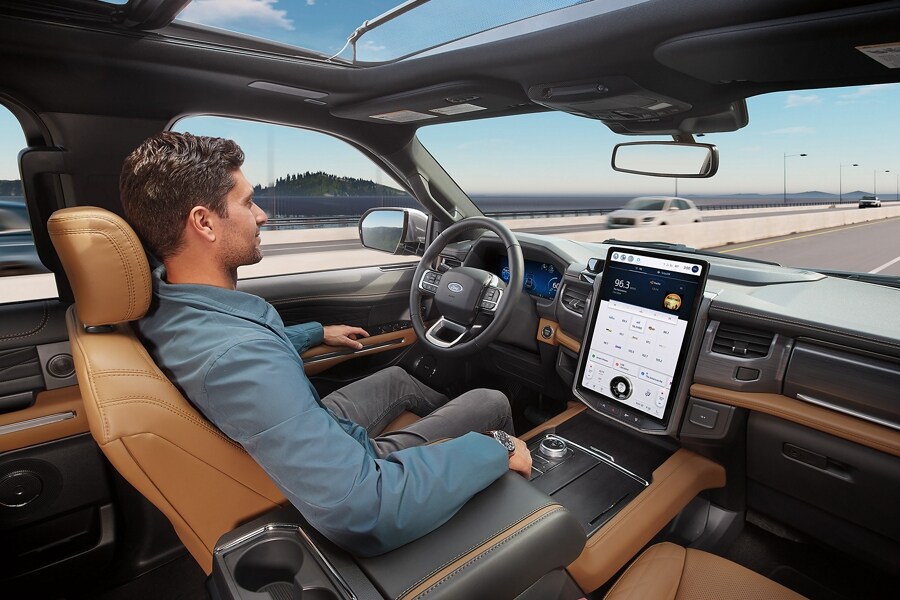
[{"left": 120, "top": 131, "right": 245, "bottom": 260}]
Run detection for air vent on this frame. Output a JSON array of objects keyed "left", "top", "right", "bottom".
[
  {"left": 712, "top": 323, "right": 774, "bottom": 358},
  {"left": 439, "top": 256, "right": 462, "bottom": 271},
  {"left": 561, "top": 284, "right": 590, "bottom": 315}
]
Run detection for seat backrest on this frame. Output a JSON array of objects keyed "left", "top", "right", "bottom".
[{"left": 47, "top": 206, "right": 286, "bottom": 574}]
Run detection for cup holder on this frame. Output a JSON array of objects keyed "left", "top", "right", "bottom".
[
  {"left": 233, "top": 538, "right": 305, "bottom": 592},
  {"left": 298, "top": 588, "right": 339, "bottom": 600},
  {"left": 218, "top": 528, "right": 344, "bottom": 600}
]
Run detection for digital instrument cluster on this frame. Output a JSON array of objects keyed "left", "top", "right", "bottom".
[{"left": 498, "top": 257, "right": 560, "bottom": 300}]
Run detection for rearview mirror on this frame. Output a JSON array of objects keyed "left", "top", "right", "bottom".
[
  {"left": 358, "top": 208, "right": 428, "bottom": 255},
  {"left": 611, "top": 142, "right": 718, "bottom": 178}
]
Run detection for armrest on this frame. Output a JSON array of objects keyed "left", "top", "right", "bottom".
[
  {"left": 210, "top": 472, "right": 586, "bottom": 600},
  {"left": 358, "top": 471, "right": 586, "bottom": 600}
]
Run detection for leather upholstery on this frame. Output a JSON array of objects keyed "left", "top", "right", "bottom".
[
  {"left": 357, "top": 471, "right": 586, "bottom": 600},
  {"left": 49, "top": 207, "right": 287, "bottom": 573},
  {"left": 48, "top": 206, "right": 421, "bottom": 574},
  {"left": 605, "top": 542, "right": 806, "bottom": 600},
  {"left": 47, "top": 207, "right": 151, "bottom": 326}
]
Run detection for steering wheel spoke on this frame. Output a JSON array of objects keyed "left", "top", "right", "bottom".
[
  {"left": 418, "top": 268, "right": 442, "bottom": 295},
  {"left": 478, "top": 284, "right": 504, "bottom": 313}
]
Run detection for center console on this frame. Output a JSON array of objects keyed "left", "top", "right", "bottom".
[
  {"left": 527, "top": 414, "right": 673, "bottom": 536},
  {"left": 209, "top": 247, "right": 728, "bottom": 599},
  {"left": 209, "top": 471, "right": 587, "bottom": 600}
]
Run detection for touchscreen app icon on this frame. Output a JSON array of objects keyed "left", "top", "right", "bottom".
[{"left": 663, "top": 293, "right": 682, "bottom": 311}]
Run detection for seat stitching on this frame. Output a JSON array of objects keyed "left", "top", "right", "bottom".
[
  {"left": 409, "top": 508, "right": 564, "bottom": 599},
  {"left": 398, "top": 502, "right": 557, "bottom": 598}
]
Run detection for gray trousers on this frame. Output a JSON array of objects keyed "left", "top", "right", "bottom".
[{"left": 322, "top": 366, "right": 513, "bottom": 458}]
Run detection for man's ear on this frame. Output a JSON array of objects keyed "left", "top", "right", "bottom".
[{"left": 187, "top": 206, "right": 216, "bottom": 242}]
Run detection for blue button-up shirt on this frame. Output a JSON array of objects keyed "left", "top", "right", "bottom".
[{"left": 136, "top": 267, "right": 507, "bottom": 556}]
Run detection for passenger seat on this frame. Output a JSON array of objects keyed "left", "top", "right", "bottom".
[{"left": 605, "top": 542, "right": 806, "bottom": 599}]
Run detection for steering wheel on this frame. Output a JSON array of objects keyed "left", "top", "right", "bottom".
[{"left": 410, "top": 217, "right": 524, "bottom": 356}]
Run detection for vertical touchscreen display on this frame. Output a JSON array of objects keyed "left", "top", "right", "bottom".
[{"left": 576, "top": 248, "right": 707, "bottom": 426}]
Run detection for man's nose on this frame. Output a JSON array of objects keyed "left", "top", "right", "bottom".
[{"left": 254, "top": 204, "right": 268, "bottom": 225}]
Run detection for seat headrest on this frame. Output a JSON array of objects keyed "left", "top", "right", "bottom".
[{"left": 48, "top": 207, "right": 151, "bottom": 326}]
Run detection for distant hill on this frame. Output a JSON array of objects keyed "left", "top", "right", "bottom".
[{"left": 255, "top": 171, "right": 408, "bottom": 197}]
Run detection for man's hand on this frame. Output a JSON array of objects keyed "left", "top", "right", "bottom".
[
  {"left": 323, "top": 325, "right": 370, "bottom": 350},
  {"left": 508, "top": 435, "right": 533, "bottom": 479}
]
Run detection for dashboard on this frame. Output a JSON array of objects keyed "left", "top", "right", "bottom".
[{"left": 467, "top": 232, "right": 900, "bottom": 440}]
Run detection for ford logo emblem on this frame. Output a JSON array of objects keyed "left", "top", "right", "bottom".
[{"left": 447, "top": 282, "right": 464, "bottom": 293}]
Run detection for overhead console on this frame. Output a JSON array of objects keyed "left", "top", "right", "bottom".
[
  {"left": 527, "top": 76, "right": 747, "bottom": 135},
  {"left": 573, "top": 247, "right": 709, "bottom": 433},
  {"left": 330, "top": 80, "right": 535, "bottom": 124},
  {"left": 528, "top": 76, "right": 691, "bottom": 122}
]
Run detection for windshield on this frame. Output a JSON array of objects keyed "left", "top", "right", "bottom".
[
  {"left": 624, "top": 198, "right": 667, "bottom": 211},
  {"left": 418, "top": 83, "right": 900, "bottom": 276}
]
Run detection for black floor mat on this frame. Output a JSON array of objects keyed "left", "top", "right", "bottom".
[
  {"left": 723, "top": 521, "right": 900, "bottom": 600},
  {"left": 86, "top": 554, "right": 209, "bottom": 600}
]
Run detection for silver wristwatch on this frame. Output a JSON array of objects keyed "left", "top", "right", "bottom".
[{"left": 491, "top": 430, "right": 516, "bottom": 455}]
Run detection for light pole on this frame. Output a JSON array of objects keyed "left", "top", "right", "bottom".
[
  {"left": 783, "top": 153, "right": 807, "bottom": 204},
  {"left": 839, "top": 163, "right": 858, "bottom": 204},
  {"left": 874, "top": 169, "right": 890, "bottom": 196}
]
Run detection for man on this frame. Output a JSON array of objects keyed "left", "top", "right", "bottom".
[{"left": 119, "top": 131, "right": 531, "bottom": 557}]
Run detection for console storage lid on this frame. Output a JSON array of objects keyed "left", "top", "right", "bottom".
[{"left": 357, "top": 471, "right": 586, "bottom": 600}]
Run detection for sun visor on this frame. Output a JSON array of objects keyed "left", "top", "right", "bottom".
[{"left": 654, "top": 3, "right": 900, "bottom": 85}]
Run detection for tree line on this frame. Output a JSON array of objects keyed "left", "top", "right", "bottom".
[{"left": 254, "top": 171, "right": 408, "bottom": 197}]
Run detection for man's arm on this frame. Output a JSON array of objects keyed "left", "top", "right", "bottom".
[
  {"left": 202, "top": 337, "right": 508, "bottom": 556},
  {"left": 285, "top": 322, "right": 369, "bottom": 352}
]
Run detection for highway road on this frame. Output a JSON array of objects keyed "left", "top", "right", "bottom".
[{"left": 708, "top": 216, "right": 900, "bottom": 276}]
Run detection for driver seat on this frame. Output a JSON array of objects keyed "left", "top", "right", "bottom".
[
  {"left": 47, "top": 206, "right": 417, "bottom": 574},
  {"left": 47, "top": 206, "right": 288, "bottom": 574}
]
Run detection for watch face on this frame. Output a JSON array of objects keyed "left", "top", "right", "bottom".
[{"left": 493, "top": 430, "right": 516, "bottom": 453}]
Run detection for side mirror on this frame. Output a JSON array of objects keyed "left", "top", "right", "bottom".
[
  {"left": 358, "top": 208, "right": 428, "bottom": 255},
  {"left": 611, "top": 142, "right": 718, "bottom": 178}
]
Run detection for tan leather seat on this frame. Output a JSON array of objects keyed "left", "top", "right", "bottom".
[
  {"left": 47, "top": 206, "right": 415, "bottom": 574},
  {"left": 604, "top": 542, "right": 806, "bottom": 600}
]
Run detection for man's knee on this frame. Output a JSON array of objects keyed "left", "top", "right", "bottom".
[
  {"left": 488, "top": 388, "right": 511, "bottom": 410},
  {"left": 470, "top": 388, "right": 511, "bottom": 422}
]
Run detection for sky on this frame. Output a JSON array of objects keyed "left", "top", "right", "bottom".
[{"left": 1, "top": 0, "right": 899, "bottom": 198}]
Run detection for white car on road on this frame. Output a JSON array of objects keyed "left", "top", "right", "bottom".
[{"left": 606, "top": 196, "right": 703, "bottom": 228}]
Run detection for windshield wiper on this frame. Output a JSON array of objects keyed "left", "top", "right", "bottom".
[{"left": 601, "top": 239, "right": 782, "bottom": 266}]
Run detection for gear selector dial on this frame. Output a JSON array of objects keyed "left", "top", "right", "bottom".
[{"left": 539, "top": 437, "right": 568, "bottom": 459}]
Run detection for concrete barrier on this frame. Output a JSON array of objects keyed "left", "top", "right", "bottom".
[
  {"left": 259, "top": 202, "right": 900, "bottom": 249},
  {"left": 558, "top": 204, "right": 900, "bottom": 249}
]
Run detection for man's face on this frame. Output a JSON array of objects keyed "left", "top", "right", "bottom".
[{"left": 218, "top": 168, "right": 267, "bottom": 270}]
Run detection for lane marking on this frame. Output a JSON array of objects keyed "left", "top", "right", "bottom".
[
  {"left": 716, "top": 220, "right": 891, "bottom": 253},
  {"left": 871, "top": 255, "right": 900, "bottom": 274}
]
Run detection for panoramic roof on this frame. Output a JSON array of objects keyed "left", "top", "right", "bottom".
[{"left": 173, "top": 0, "right": 647, "bottom": 64}]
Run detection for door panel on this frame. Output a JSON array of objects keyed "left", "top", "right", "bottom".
[
  {"left": 242, "top": 263, "right": 421, "bottom": 387},
  {"left": 0, "top": 387, "right": 88, "bottom": 453},
  {"left": 0, "top": 298, "right": 193, "bottom": 590}
]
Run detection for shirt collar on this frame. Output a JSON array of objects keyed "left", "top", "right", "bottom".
[{"left": 151, "top": 265, "right": 274, "bottom": 325}]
